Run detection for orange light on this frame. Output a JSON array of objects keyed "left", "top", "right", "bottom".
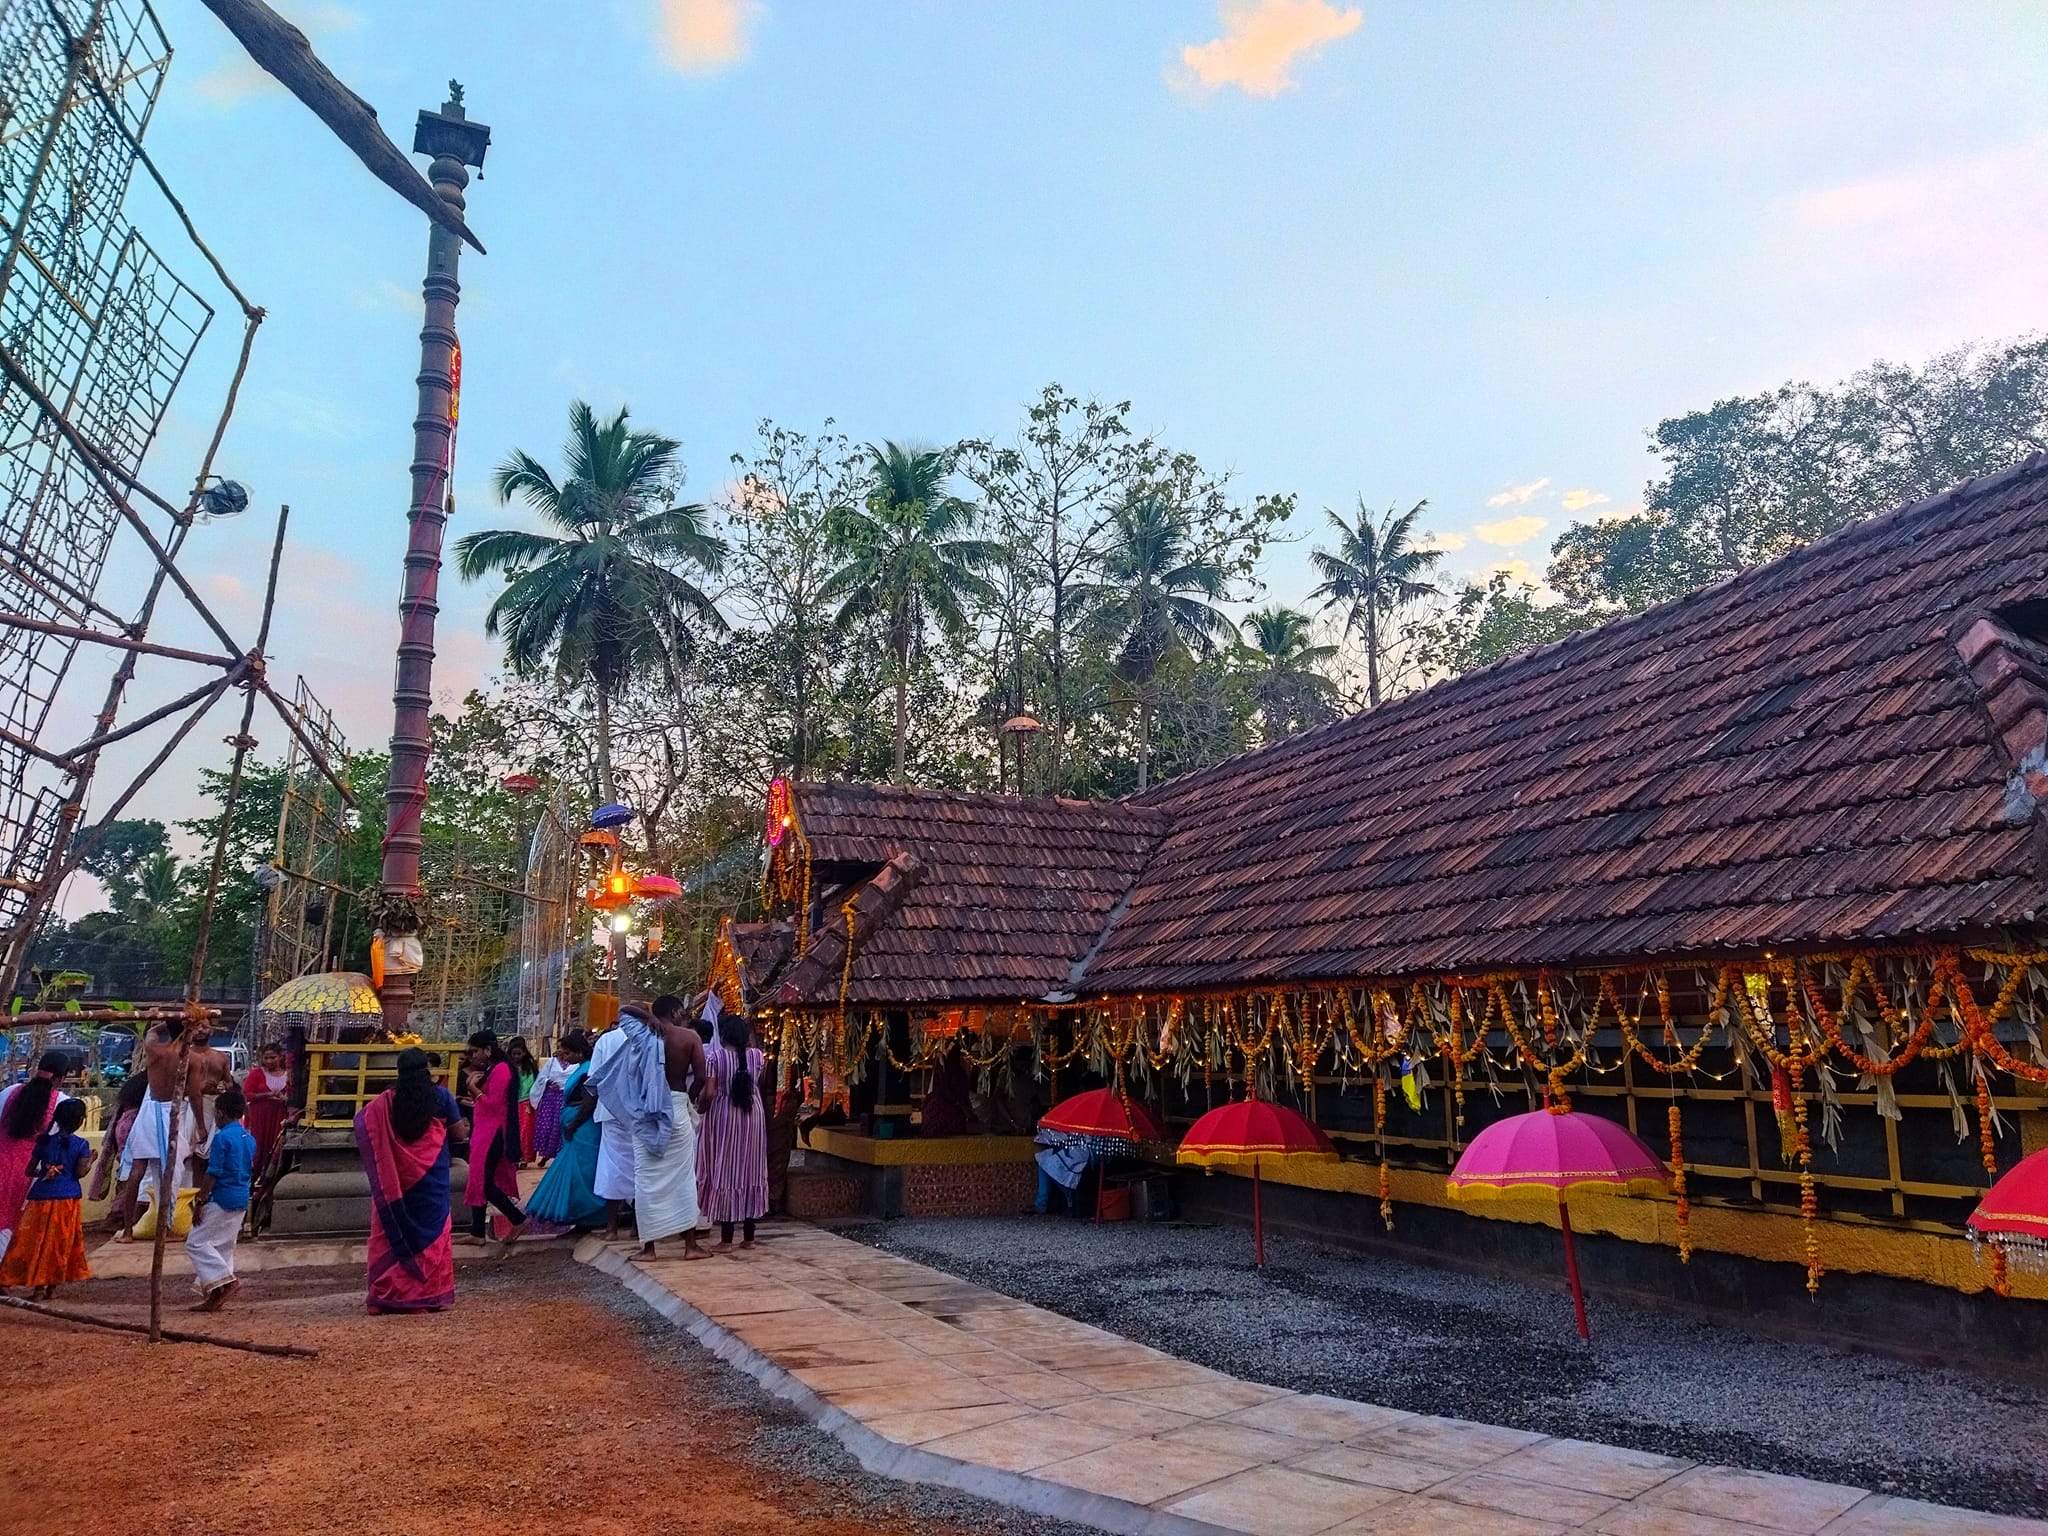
[{"left": 607, "top": 871, "right": 631, "bottom": 897}]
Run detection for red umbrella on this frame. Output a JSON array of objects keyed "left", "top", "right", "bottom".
[
  {"left": 1968, "top": 1146, "right": 2048, "bottom": 1280},
  {"left": 1177, "top": 1100, "right": 1338, "bottom": 1268},
  {"left": 1040, "top": 1087, "right": 1165, "bottom": 1147},
  {"left": 1446, "top": 1108, "right": 1668, "bottom": 1339}
]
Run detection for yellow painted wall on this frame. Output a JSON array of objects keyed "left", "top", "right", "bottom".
[
  {"left": 809, "top": 1128, "right": 1038, "bottom": 1167},
  {"left": 1195, "top": 1158, "right": 2048, "bottom": 1301}
]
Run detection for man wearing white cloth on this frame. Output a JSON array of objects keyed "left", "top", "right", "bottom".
[
  {"left": 587, "top": 1016, "right": 638, "bottom": 1239},
  {"left": 588, "top": 999, "right": 709, "bottom": 1261}
]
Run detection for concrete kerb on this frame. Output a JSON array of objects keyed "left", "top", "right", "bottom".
[{"left": 574, "top": 1238, "right": 1238, "bottom": 1536}]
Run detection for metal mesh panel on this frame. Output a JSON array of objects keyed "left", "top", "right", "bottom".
[
  {"left": 256, "top": 678, "right": 353, "bottom": 1004},
  {"left": 0, "top": 0, "right": 211, "bottom": 940}
]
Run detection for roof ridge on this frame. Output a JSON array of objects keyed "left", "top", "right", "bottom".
[{"left": 1138, "top": 452, "right": 2048, "bottom": 808}]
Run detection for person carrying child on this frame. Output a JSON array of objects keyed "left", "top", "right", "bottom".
[
  {"left": 0, "top": 1098, "right": 92, "bottom": 1298},
  {"left": 185, "top": 1083, "right": 255, "bottom": 1312}
]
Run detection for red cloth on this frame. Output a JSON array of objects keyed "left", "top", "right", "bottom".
[
  {"left": 242, "top": 1067, "right": 291, "bottom": 1182},
  {"left": 464, "top": 1062, "right": 520, "bottom": 1209}
]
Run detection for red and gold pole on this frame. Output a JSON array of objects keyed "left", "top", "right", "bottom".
[{"left": 376, "top": 87, "right": 490, "bottom": 1033}]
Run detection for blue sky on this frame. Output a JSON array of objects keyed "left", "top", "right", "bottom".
[{"left": 55, "top": 0, "right": 2048, "bottom": 872}]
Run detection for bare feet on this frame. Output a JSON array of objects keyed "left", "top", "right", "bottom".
[
  {"left": 738, "top": 1237, "right": 756, "bottom": 1250},
  {"left": 453, "top": 1232, "right": 485, "bottom": 1247},
  {"left": 681, "top": 1239, "right": 711, "bottom": 1261},
  {"left": 630, "top": 1243, "right": 658, "bottom": 1263},
  {"left": 201, "top": 1278, "right": 239, "bottom": 1312}
]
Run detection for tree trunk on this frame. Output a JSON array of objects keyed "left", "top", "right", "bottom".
[
  {"left": 1136, "top": 689, "right": 1152, "bottom": 792},
  {"left": 892, "top": 660, "right": 909, "bottom": 784},
  {"left": 1365, "top": 605, "right": 1382, "bottom": 707},
  {"left": 594, "top": 681, "right": 629, "bottom": 993}
]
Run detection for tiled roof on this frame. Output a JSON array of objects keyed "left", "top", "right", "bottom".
[
  {"left": 778, "top": 782, "right": 1170, "bottom": 1005},
  {"left": 1081, "top": 457, "right": 2048, "bottom": 992}
]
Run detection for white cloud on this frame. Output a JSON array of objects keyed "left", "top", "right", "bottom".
[
  {"left": 1487, "top": 476, "right": 1549, "bottom": 507},
  {"left": 1172, "top": 0, "right": 1363, "bottom": 98},
  {"left": 1414, "top": 529, "right": 1467, "bottom": 553},
  {"left": 191, "top": 2, "right": 362, "bottom": 108},
  {"left": 657, "top": 0, "right": 760, "bottom": 75},
  {"left": 1559, "top": 488, "right": 1609, "bottom": 513},
  {"left": 1474, "top": 514, "right": 1547, "bottom": 547},
  {"left": 352, "top": 280, "right": 423, "bottom": 317},
  {"left": 1489, "top": 556, "right": 1541, "bottom": 586}
]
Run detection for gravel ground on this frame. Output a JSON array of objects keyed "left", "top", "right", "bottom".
[
  {"left": 0, "top": 1247, "right": 1098, "bottom": 1536},
  {"left": 848, "top": 1216, "right": 2048, "bottom": 1521}
]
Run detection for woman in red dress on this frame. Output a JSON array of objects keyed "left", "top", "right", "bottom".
[{"left": 241, "top": 1043, "right": 294, "bottom": 1191}]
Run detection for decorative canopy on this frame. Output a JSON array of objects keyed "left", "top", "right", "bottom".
[
  {"left": 1446, "top": 1109, "right": 1668, "bottom": 1203},
  {"left": 257, "top": 970, "right": 381, "bottom": 1021},
  {"left": 1177, "top": 1100, "right": 1338, "bottom": 1170},
  {"left": 1040, "top": 1087, "right": 1165, "bottom": 1146},
  {"left": 1968, "top": 1146, "right": 2048, "bottom": 1276}
]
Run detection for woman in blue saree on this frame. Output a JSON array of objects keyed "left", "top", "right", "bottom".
[
  {"left": 525, "top": 1031, "right": 604, "bottom": 1232},
  {"left": 354, "top": 1047, "right": 465, "bottom": 1314}
]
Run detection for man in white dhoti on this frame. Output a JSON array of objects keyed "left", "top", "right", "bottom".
[
  {"left": 586, "top": 1017, "right": 638, "bottom": 1239},
  {"left": 117, "top": 1018, "right": 226, "bottom": 1242},
  {"left": 588, "top": 998, "right": 709, "bottom": 1262}
]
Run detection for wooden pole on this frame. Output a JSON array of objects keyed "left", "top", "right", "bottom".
[
  {"left": 1558, "top": 1196, "right": 1591, "bottom": 1341},
  {"left": 150, "top": 507, "right": 289, "bottom": 1340},
  {"left": 1253, "top": 1157, "right": 1264, "bottom": 1269},
  {"left": 0, "top": 1295, "right": 316, "bottom": 1358}
]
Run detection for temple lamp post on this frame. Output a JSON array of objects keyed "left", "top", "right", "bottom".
[
  {"left": 375, "top": 86, "right": 490, "bottom": 1034},
  {"left": 1002, "top": 715, "right": 1041, "bottom": 798}
]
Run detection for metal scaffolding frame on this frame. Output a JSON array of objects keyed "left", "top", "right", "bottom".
[{"left": 0, "top": 0, "right": 352, "bottom": 997}]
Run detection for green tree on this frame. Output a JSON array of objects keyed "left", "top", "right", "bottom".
[
  {"left": 1311, "top": 498, "right": 1443, "bottom": 706},
  {"left": 1549, "top": 338, "right": 2048, "bottom": 614},
  {"left": 1239, "top": 605, "right": 1338, "bottom": 741},
  {"left": 1408, "top": 571, "right": 1591, "bottom": 680},
  {"left": 823, "top": 442, "right": 1001, "bottom": 783},
  {"left": 1078, "top": 494, "right": 1232, "bottom": 791},
  {"left": 74, "top": 819, "right": 169, "bottom": 913},
  {"left": 454, "top": 401, "right": 727, "bottom": 806}
]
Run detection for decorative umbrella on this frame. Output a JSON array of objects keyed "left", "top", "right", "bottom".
[
  {"left": 1041, "top": 1086, "right": 1165, "bottom": 1155},
  {"left": 591, "top": 802, "right": 636, "bottom": 830},
  {"left": 256, "top": 970, "right": 381, "bottom": 1042},
  {"left": 633, "top": 873, "right": 683, "bottom": 901},
  {"left": 1177, "top": 1100, "right": 1338, "bottom": 1268},
  {"left": 501, "top": 772, "right": 541, "bottom": 795},
  {"left": 1968, "top": 1146, "right": 2048, "bottom": 1281},
  {"left": 1446, "top": 1108, "right": 1668, "bottom": 1339}
]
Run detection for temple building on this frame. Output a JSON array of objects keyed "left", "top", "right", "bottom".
[{"left": 718, "top": 456, "right": 2048, "bottom": 1345}]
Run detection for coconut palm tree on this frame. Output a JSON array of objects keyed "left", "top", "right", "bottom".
[
  {"left": 823, "top": 442, "right": 1002, "bottom": 783},
  {"left": 1310, "top": 498, "right": 1443, "bottom": 706},
  {"left": 454, "top": 401, "right": 726, "bottom": 804},
  {"left": 1240, "top": 605, "right": 1338, "bottom": 740},
  {"left": 1079, "top": 493, "right": 1233, "bottom": 792}
]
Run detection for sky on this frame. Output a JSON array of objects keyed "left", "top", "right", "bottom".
[{"left": 43, "top": 0, "right": 2048, "bottom": 900}]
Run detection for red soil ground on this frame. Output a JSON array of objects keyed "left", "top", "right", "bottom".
[{"left": 0, "top": 1249, "right": 1017, "bottom": 1536}]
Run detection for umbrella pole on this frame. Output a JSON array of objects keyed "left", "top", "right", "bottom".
[
  {"left": 1253, "top": 1157, "right": 1264, "bottom": 1269},
  {"left": 1558, "top": 1195, "right": 1590, "bottom": 1340}
]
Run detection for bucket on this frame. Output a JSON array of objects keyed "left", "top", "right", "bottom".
[
  {"left": 1096, "top": 1186, "right": 1133, "bottom": 1222},
  {"left": 129, "top": 1187, "right": 197, "bottom": 1240}
]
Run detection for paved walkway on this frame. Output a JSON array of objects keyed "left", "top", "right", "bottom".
[{"left": 580, "top": 1224, "right": 2043, "bottom": 1536}]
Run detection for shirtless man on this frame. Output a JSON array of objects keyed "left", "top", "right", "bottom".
[
  {"left": 118, "top": 1015, "right": 232, "bottom": 1241},
  {"left": 634, "top": 995, "right": 711, "bottom": 1262}
]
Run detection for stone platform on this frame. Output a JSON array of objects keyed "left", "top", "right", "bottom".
[{"left": 579, "top": 1224, "right": 2043, "bottom": 1536}]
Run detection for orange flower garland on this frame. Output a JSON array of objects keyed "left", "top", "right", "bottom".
[{"left": 1668, "top": 1100, "right": 1691, "bottom": 1263}]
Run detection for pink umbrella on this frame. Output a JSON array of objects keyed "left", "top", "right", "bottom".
[{"left": 1446, "top": 1108, "right": 1668, "bottom": 1339}]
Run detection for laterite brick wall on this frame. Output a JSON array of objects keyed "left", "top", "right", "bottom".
[{"left": 902, "top": 1159, "right": 1035, "bottom": 1217}]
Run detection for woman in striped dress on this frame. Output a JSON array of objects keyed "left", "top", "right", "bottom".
[{"left": 695, "top": 1013, "right": 768, "bottom": 1249}]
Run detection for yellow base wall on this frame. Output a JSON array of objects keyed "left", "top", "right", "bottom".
[
  {"left": 1194, "top": 1158, "right": 2048, "bottom": 1302},
  {"left": 808, "top": 1128, "right": 1038, "bottom": 1167}
]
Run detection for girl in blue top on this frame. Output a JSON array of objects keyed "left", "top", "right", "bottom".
[{"left": 0, "top": 1098, "right": 92, "bottom": 1298}]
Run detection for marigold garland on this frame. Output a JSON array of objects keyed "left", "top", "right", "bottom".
[{"left": 1668, "top": 1100, "right": 1691, "bottom": 1263}]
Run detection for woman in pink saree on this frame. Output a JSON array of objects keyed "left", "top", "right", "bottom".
[
  {"left": 0, "top": 1049, "right": 79, "bottom": 1264},
  {"left": 459, "top": 1031, "right": 527, "bottom": 1252},
  {"left": 354, "top": 1047, "right": 465, "bottom": 1314}
]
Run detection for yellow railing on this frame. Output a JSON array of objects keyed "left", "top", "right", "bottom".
[{"left": 301, "top": 1042, "right": 466, "bottom": 1130}]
